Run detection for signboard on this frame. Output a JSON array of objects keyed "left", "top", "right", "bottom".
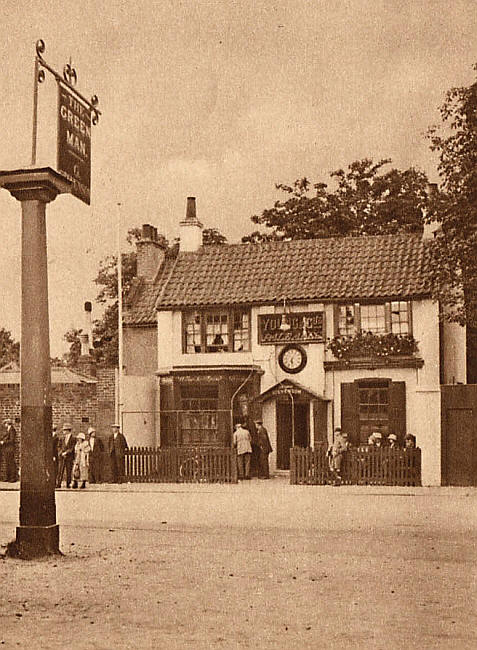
[
  {"left": 258, "top": 311, "right": 325, "bottom": 345},
  {"left": 57, "top": 84, "right": 91, "bottom": 205}
]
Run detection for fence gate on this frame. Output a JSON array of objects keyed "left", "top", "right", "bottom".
[{"left": 441, "top": 385, "right": 477, "bottom": 486}]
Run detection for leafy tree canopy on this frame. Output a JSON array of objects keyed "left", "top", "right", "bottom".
[
  {"left": 244, "top": 159, "right": 431, "bottom": 242},
  {"left": 427, "top": 64, "right": 477, "bottom": 326},
  {"left": 0, "top": 328, "right": 20, "bottom": 368}
]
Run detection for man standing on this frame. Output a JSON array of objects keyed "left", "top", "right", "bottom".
[
  {"left": 0, "top": 418, "right": 17, "bottom": 482},
  {"left": 232, "top": 422, "right": 252, "bottom": 480},
  {"left": 254, "top": 419, "right": 273, "bottom": 479},
  {"left": 52, "top": 426, "right": 60, "bottom": 486},
  {"left": 57, "top": 423, "right": 76, "bottom": 488},
  {"left": 87, "top": 427, "right": 104, "bottom": 484},
  {"left": 108, "top": 423, "right": 128, "bottom": 483},
  {"left": 328, "top": 427, "right": 350, "bottom": 486}
]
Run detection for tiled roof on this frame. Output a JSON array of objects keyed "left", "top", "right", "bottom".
[
  {"left": 124, "top": 234, "right": 432, "bottom": 324},
  {"left": 0, "top": 365, "right": 97, "bottom": 384}
]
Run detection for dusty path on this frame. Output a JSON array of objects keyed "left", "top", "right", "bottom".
[{"left": 1, "top": 481, "right": 476, "bottom": 649}]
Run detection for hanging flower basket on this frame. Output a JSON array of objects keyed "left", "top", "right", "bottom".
[{"left": 327, "top": 332, "right": 419, "bottom": 360}]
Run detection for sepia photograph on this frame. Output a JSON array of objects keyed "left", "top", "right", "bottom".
[{"left": 0, "top": 1, "right": 476, "bottom": 648}]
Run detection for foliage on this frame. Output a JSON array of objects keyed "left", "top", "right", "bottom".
[
  {"left": 65, "top": 225, "right": 227, "bottom": 367},
  {"left": 0, "top": 328, "right": 20, "bottom": 368},
  {"left": 203, "top": 228, "right": 227, "bottom": 245},
  {"left": 247, "top": 159, "right": 431, "bottom": 241},
  {"left": 327, "top": 332, "right": 419, "bottom": 360},
  {"left": 426, "top": 64, "right": 477, "bottom": 326},
  {"left": 63, "top": 328, "right": 83, "bottom": 366}
]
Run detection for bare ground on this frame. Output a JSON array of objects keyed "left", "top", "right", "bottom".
[{"left": 1, "top": 481, "right": 476, "bottom": 650}]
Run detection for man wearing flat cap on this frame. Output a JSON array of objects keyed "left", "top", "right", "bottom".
[
  {"left": 107, "top": 423, "right": 128, "bottom": 483},
  {"left": 0, "top": 418, "right": 17, "bottom": 482}
]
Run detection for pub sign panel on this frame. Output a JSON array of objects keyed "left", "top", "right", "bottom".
[
  {"left": 57, "top": 84, "right": 91, "bottom": 205},
  {"left": 258, "top": 311, "right": 324, "bottom": 344}
]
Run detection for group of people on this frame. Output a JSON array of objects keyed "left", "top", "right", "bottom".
[
  {"left": 366, "top": 431, "right": 416, "bottom": 449},
  {"left": 327, "top": 427, "right": 418, "bottom": 485},
  {"left": 53, "top": 422, "right": 128, "bottom": 488},
  {"left": 232, "top": 419, "right": 273, "bottom": 480},
  {"left": 0, "top": 418, "right": 17, "bottom": 482}
]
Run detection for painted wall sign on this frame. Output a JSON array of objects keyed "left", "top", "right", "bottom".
[
  {"left": 258, "top": 311, "right": 325, "bottom": 344},
  {"left": 57, "top": 84, "right": 91, "bottom": 205}
]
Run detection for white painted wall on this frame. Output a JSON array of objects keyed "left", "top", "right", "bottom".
[
  {"left": 442, "top": 320, "right": 467, "bottom": 384},
  {"left": 122, "top": 375, "right": 156, "bottom": 447},
  {"left": 150, "top": 297, "right": 465, "bottom": 484}
]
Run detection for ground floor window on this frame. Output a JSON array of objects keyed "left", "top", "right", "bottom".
[{"left": 341, "top": 378, "right": 406, "bottom": 446}]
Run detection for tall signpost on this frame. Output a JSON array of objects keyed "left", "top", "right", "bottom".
[{"left": 0, "top": 41, "right": 100, "bottom": 557}]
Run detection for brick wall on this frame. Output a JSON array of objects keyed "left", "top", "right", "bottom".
[{"left": 0, "top": 366, "right": 117, "bottom": 481}]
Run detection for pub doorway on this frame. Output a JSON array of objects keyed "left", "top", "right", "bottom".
[{"left": 276, "top": 401, "right": 309, "bottom": 470}]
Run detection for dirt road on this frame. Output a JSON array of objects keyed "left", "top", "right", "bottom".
[{"left": 1, "top": 480, "right": 476, "bottom": 649}]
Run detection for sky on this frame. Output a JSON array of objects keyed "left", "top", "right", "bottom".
[{"left": 1, "top": 0, "right": 477, "bottom": 356}]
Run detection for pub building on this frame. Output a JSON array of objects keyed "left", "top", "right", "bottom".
[{"left": 122, "top": 198, "right": 466, "bottom": 486}]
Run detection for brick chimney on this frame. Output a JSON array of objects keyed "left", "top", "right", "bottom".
[
  {"left": 136, "top": 224, "right": 166, "bottom": 279},
  {"left": 179, "top": 197, "right": 203, "bottom": 252}
]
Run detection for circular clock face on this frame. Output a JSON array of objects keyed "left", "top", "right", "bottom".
[{"left": 278, "top": 344, "right": 307, "bottom": 374}]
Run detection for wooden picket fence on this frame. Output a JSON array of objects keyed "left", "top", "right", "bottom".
[
  {"left": 290, "top": 444, "right": 421, "bottom": 486},
  {"left": 124, "top": 446, "right": 238, "bottom": 484}
]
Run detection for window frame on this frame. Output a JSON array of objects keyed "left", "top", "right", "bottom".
[
  {"left": 336, "top": 301, "right": 412, "bottom": 336},
  {"left": 182, "top": 307, "right": 251, "bottom": 354}
]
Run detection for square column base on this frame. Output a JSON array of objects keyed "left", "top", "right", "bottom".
[{"left": 10, "top": 524, "right": 60, "bottom": 559}]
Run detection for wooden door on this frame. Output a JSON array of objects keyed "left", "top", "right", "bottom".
[
  {"left": 276, "top": 402, "right": 292, "bottom": 469},
  {"left": 445, "top": 408, "right": 474, "bottom": 486}
]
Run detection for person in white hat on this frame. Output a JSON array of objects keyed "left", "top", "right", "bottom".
[
  {"left": 0, "top": 417, "right": 17, "bottom": 482},
  {"left": 87, "top": 426, "right": 104, "bottom": 484},
  {"left": 372, "top": 431, "right": 383, "bottom": 448},
  {"left": 387, "top": 433, "right": 398, "bottom": 449},
  {"left": 72, "top": 432, "right": 91, "bottom": 489}
]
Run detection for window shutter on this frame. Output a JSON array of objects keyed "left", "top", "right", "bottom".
[
  {"left": 354, "top": 303, "right": 361, "bottom": 333},
  {"left": 333, "top": 304, "right": 340, "bottom": 337},
  {"left": 389, "top": 381, "right": 406, "bottom": 441},
  {"left": 408, "top": 301, "right": 413, "bottom": 335},
  {"left": 385, "top": 302, "right": 391, "bottom": 333},
  {"left": 313, "top": 399, "right": 328, "bottom": 446},
  {"left": 341, "top": 382, "right": 359, "bottom": 446}
]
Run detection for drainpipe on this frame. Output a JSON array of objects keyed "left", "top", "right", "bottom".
[{"left": 230, "top": 369, "right": 255, "bottom": 441}]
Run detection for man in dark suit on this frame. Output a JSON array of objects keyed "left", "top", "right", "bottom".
[
  {"left": 52, "top": 426, "right": 60, "bottom": 486},
  {"left": 254, "top": 419, "right": 273, "bottom": 479},
  {"left": 107, "top": 424, "right": 128, "bottom": 483},
  {"left": 0, "top": 418, "right": 17, "bottom": 482},
  {"left": 57, "top": 423, "right": 76, "bottom": 488},
  {"left": 87, "top": 427, "right": 104, "bottom": 483}
]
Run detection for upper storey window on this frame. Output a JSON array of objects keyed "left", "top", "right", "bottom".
[
  {"left": 337, "top": 302, "right": 411, "bottom": 336},
  {"left": 183, "top": 309, "right": 250, "bottom": 353}
]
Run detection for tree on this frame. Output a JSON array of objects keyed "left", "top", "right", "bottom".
[
  {"left": 426, "top": 65, "right": 477, "bottom": 326},
  {"left": 203, "top": 228, "right": 227, "bottom": 246},
  {"left": 245, "top": 159, "right": 430, "bottom": 241},
  {"left": 65, "top": 225, "right": 227, "bottom": 366},
  {"left": 426, "top": 65, "right": 477, "bottom": 381},
  {"left": 0, "top": 328, "right": 19, "bottom": 368}
]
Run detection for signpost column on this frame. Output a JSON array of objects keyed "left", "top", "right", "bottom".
[{"left": 0, "top": 167, "right": 72, "bottom": 557}]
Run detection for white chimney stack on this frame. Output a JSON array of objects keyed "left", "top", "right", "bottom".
[{"left": 179, "top": 197, "right": 203, "bottom": 252}]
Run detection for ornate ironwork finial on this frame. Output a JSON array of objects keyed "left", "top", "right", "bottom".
[
  {"left": 63, "top": 57, "right": 77, "bottom": 86},
  {"left": 36, "top": 39, "right": 45, "bottom": 58}
]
